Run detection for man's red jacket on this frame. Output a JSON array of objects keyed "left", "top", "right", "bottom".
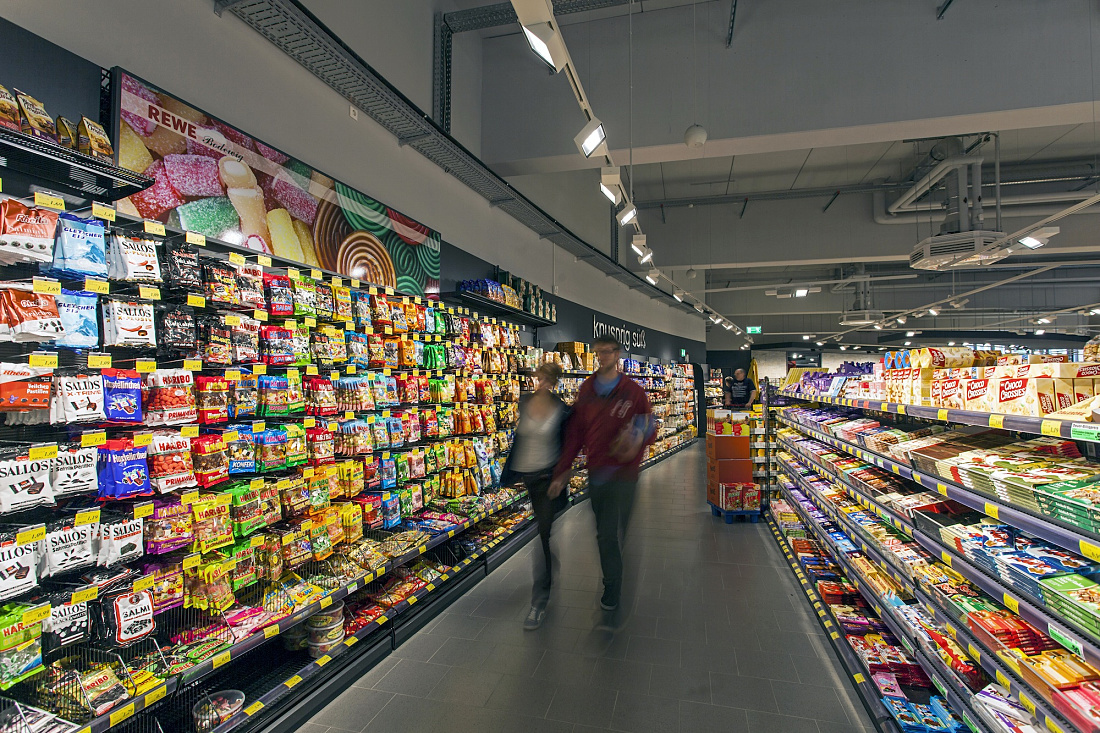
[{"left": 553, "top": 372, "right": 655, "bottom": 483}]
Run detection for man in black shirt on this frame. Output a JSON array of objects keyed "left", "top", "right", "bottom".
[{"left": 723, "top": 368, "right": 758, "bottom": 409}]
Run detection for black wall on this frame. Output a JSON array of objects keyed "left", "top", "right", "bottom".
[
  {"left": 440, "top": 242, "right": 706, "bottom": 363},
  {"left": 706, "top": 350, "right": 752, "bottom": 378}
]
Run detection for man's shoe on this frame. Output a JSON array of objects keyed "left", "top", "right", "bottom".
[
  {"left": 524, "top": 606, "right": 546, "bottom": 630},
  {"left": 595, "top": 608, "right": 620, "bottom": 632},
  {"left": 600, "top": 587, "right": 619, "bottom": 612}
]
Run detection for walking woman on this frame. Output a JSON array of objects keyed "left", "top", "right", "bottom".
[{"left": 502, "top": 363, "right": 571, "bottom": 630}]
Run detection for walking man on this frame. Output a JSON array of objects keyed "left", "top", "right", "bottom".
[
  {"left": 723, "top": 367, "right": 758, "bottom": 409},
  {"left": 549, "top": 335, "right": 655, "bottom": 628}
]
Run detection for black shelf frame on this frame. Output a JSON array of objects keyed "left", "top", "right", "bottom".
[{"left": 441, "top": 290, "right": 556, "bottom": 327}]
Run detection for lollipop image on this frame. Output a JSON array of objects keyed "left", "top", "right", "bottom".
[{"left": 337, "top": 231, "right": 395, "bottom": 289}]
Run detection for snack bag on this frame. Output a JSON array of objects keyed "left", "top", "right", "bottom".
[
  {"left": 101, "top": 369, "right": 143, "bottom": 423},
  {"left": 144, "top": 500, "right": 194, "bottom": 554},
  {"left": 0, "top": 86, "right": 19, "bottom": 133},
  {"left": 203, "top": 260, "right": 239, "bottom": 305},
  {"left": 0, "top": 447, "right": 54, "bottom": 512},
  {"left": 78, "top": 116, "right": 114, "bottom": 161},
  {"left": 54, "top": 289, "right": 99, "bottom": 348},
  {"left": 108, "top": 234, "right": 161, "bottom": 282},
  {"left": 191, "top": 435, "right": 229, "bottom": 488},
  {"left": 51, "top": 373, "right": 105, "bottom": 425},
  {"left": 195, "top": 376, "right": 230, "bottom": 424},
  {"left": 236, "top": 262, "right": 266, "bottom": 309},
  {"left": 143, "top": 369, "right": 197, "bottom": 425},
  {"left": 163, "top": 240, "right": 202, "bottom": 292},
  {"left": 96, "top": 439, "right": 151, "bottom": 499},
  {"left": 0, "top": 200, "right": 57, "bottom": 265},
  {"left": 52, "top": 442, "right": 98, "bottom": 498},
  {"left": 52, "top": 214, "right": 108, "bottom": 278},
  {"left": 101, "top": 299, "right": 155, "bottom": 347},
  {"left": 264, "top": 273, "right": 294, "bottom": 317},
  {"left": 14, "top": 89, "right": 56, "bottom": 141}
]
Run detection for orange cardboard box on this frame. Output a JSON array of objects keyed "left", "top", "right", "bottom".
[
  {"left": 706, "top": 433, "right": 750, "bottom": 460},
  {"left": 708, "top": 459, "right": 754, "bottom": 484}
]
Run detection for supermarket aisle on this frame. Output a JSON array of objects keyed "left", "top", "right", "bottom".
[{"left": 304, "top": 444, "right": 876, "bottom": 733}]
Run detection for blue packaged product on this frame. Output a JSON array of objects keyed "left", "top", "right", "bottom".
[
  {"left": 379, "top": 492, "right": 400, "bottom": 527},
  {"left": 387, "top": 416, "right": 404, "bottom": 448},
  {"left": 54, "top": 289, "right": 99, "bottom": 349},
  {"left": 51, "top": 214, "right": 107, "bottom": 278},
  {"left": 101, "top": 369, "right": 142, "bottom": 423},
  {"left": 380, "top": 457, "right": 397, "bottom": 491},
  {"left": 226, "top": 426, "right": 255, "bottom": 474},
  {"left": 97, "top": 440, "right": 151, "bottom": 499}
]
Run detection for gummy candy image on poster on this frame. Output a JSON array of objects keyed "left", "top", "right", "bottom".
[{"left": 111, "top": 69, "right": 441, "bottom": 297}]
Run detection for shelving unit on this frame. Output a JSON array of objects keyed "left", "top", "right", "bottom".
[{"left": 441, "top": 290, "right": 556, "bottom": 328}]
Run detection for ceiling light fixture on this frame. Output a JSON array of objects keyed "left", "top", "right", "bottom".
[
  {"left": 1092, "top": 308, "right": 1100, "bottom": 316},
  {"left": 1019, "top": 226, "right": 1060, "bottom": 250},
  {"left": 873, "top": 323, "right": 883, "bottom": 330},
  {"left": 896, "top": 316, "right": 907, "bottom": 325},
  {"left": 616, "top": 202, "right": 638, "bottom": 226},
  {"left": 723, "top": 323, "right": 733, "bottom": 330},
  {"left": 630, "top": 233, "right": 646, "bottom": 257},
  {"left": 1035, "top": 329, "right": 1046, "bottom": 335},
  {"left": 1037, "top": 317, "right": 1051, "bottom": 324},
  {"left": 600, "top": 167, "right": 623, "bottom": 205},
  {"left": 520, "top": 22, "right": 568, "bottom": 71},
  {"left": 794, "top": 288, "right": 809, "bottom": 298},
  {"left": 906, "top": 331, "right": 916, "bottom": 337},
  {"left": 645, "top": 267, "right": 660, "bottom": 285},
  {"left": 815, "top": 341, "right": 824, "bottom": 346},
  {"left": 574, "top": 117, "right": 607, "bottom": 158},
  {"left": 839, "top": 345, "right": 848, "bottom": 351},
  {"left": 672, "top": 289, "right": 683, "bottom": 303},
  {"left": 693, "top": 303, "right": 704, "bottom": 313},
  {"left": 803, "top": 335, "right": 813, "bottom": 340},
  {"left": 927, "top": 308, "right": 939, "bottom": 316},
  {"left": 951, "top": 299, "right": 969, "bottom": 309},
  {"left": 948, "top": 341, "right": 955, "bottom": 346},
  {"left": 904, "top": 341, "right": 912, "bottom": 346},
  {"left": 853, "top": 345, "right": 861, "bottom": 350}
]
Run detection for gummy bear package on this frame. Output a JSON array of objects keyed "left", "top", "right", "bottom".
[
  {"left": 108, "top": 233, "right": 161, "bottom": 283},
  {"left": 51, "top": 214, "right": 107, "bottom": 278},
  {"left": 142, "top": 369, "right": 197, "bottom": 425},
  {"left": 236, "top": 262, "right": 266, "bottom": 310},
  {"left": 146, "top": 431, "right": 197, "bottom": 493},
  {"left": 54, "top": 289, "right": 99, "bottom": 348},
  {"left": 264, "top": 273, "right": 294, "bottom": 317}
]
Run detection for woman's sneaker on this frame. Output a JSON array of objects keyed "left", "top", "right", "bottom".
[{"left": 524, "top": 606, "right": 546, "bottom": 630}]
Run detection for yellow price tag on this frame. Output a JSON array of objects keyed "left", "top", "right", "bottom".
[
  {"left": 347, "top": 365, "right": 357, "bottom": 374},
  {"left": 852, "top": 673, "right": 865, "bottom": 684},
  {"left": 252, "top": 422, "right": 266, "bottom": 433},
  {"left": 28, "top": 445, "right": 57, "bottom": 460},
  {"left": 1080, "top": 539, "right": 1100, "bottom": 562},
  {"left": 967, "top": 643, "right": 981, "bottom": 663},
  {"left": 1003, "top": 593, "right": 1020, "bottom": 614},
  {"left": 1041, "top": 419, "right": 1063, "bottom": 437},
  {"left": 264, "top": 624, "right": 280, "bottom": 638},
  {"left": 225, "top": 370, "right": 241, "bottom": 381},
  {"left": 255, "top": 309, "right": 268, "bottom": 322},
  {"left": 92, "top": 202, "right": 116, "bottom": 221},
  {"left": 145, "top": 684, "right": 167, "bottom": 705},
  {"left": 28, "top": 353, "right": 57, "bottom": 368},
  {"left": 143, "top": 220, "right": 166, "bottom": 236},
  {"left": 185, "top": 231, "right": 206, "bottom": 246},
  {"left": 320, "top": 596, "right": 333, "bottom": 609},
  {"left": 304, "top": 417, "right": 316, "bottom": 428},
  {"left": 229, "top": 252, "right": 246, "bottom": 265},
  {"left": 311, "top": 269, "right": 323, "bottom": 280},
  {"left": 351, "top": 279, "right": 361, "bottom": 288},
  {"left": 187, "top": 295, "right": 206, "bottom": 308},
  {"left": 133, "top": 576, "right": 155, "bottom": 592},
  {"left": 74, "top": 509, "right": 99, "bottom": 527},
  {"left": 181, "top": 425, "right": 199, "bottom": 438},
  {"left": 180, "top": 490, "right": 199, "bottom": 505},
  {"left": 253, "top": 364, "right": 267, "bottom": 375},
  {"left": 258, "top": 255, "right": 272, "bottom": 266},
  {"left": 139, "top": 285, "right": 161, "bottom": 300},
  {"left": 940, "top": 551, "right": 952, "bottom": 567},
  {"left": 72, "top": 586, "right": 98, "bottom": 604},
  {"left": 21, "top": 604, "right": 49, "bottom": 625},
  {"left": 84, "top": 277, "right": 109, "bottom": 294},
  {"left": 223, "top": 430, "right": 239, "bottom": 443},
  {"left": 936, "top": 483, "right": 948, "bottom": 497},
  {"left": 181, "top": 553, "right": 201, "bottom": 570},
  {"left": 87, "top": 353, "right": 112, "bottom": 369},
  {"left": 80, "top": 429, "right": 107, "bottom": 449},
  {"left": 32, "top": 278, "right": 60, "bottom": 295},
  {"left": 984, "top": 502, "right": 1000, "bottom": 520},
  {"left": 331, "top": 370, "right": 340, "bottom": 380},
  {"left": 134, "top": 502, "right": 155, "bottom": 519},
  {"left": 1020, "top": 695, "right": 1036, "bottom": 715},
  {"left": 212, "top": 650, "right": 231, "bottom": 669},
  {"left": 1046, "top": 719, "right": 1065, "bottom": 733},
  {"left": 109, "top": 703, "right": 135, "bottom": 726},
  {"left": 989, "top": 414, "right": 1005, "bottom": 429},
  {"left": 15, "top": 525, "right": 44, "bottom": 545},
  {"left": 224, "top": 315, "right": 241, "bottom": 327},
  {"left": 305, "top": 317, "right": 317, "bottom": 327},
  {"left": 245, "top": 701, "right": 264, "bottom": 716},
  {"left": 184, "top": 359, "right": 203, "bottom": 371},
  {"left": 135, "top": 359, "right": 157, "bottom": 373},
  {"left": 316, "top": 655, "right": 331, "bottom": 667},
  {"left": 34, "top": 192, "right": 64, "bottom": 210},
  {"left": 345, "top": 411, "right": 354, "bottom": 420}
]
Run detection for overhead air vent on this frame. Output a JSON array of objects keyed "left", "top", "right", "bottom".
[
  {"left": 839, "top": 310, "right": 884, "bottom": 326},
  {"left": 909, "top": 231, "right": 1009, "bottom": 270}
]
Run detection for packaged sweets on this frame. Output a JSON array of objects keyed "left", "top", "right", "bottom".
[
  {"left": 230, "top": 541, "right": 257, "bottom": 590},
  {"left": 190, "top": 435, "right": 229, "bottom": 488},
  {"left": 50, "top": 373, "right": 105, "bottom": 425},
  {"left": 230, "top": 372, "right": 257, "bottom": 419},
  {"left": 102, "top": 299, "right": 155, "bottom": 347},
  {"left": 202, "top": 260, "right": 239, "bottom": 305},
  {"left": 257, "top": 375, "right": 288, "bottom": 416},
  {"left": 54, "top": 289, "right": 99, "bottom": 348},
  {"left": 260, "top": 325, "right": 294, "bottom": 366},
  {"left": 163, "top": 240, "right": 202, "bottom": 292},
  {"left": 101, "top": 369, "right": 143, "bottom": 423},
  {"left": 41, "top": 591, "right": 90, "bottom": 651},
  {"left": 390, "top": 302, "right": 408, "bottom": 333},
  {"left": 98, "top": 585, "right": 155, "bottom": 646},
  {"left": 141, "top": 558, "right": 184, "bottom": 613},
  {"left": 53, "top": 115, "right": 76, "bottom": 148},
  {"left": 286, "top": 369, "right": 305, "bottom": 412},
  {"left": 143, "top": 369, "right": 197, "bottom": 425},
  {"left": 370, "top": 294, "right": 391, "bottom": 325},
  {"left": 144, "top": 500, "right": 193, "bottom": 554},
  {"left": 0, "top": 603, "right": 43, "bottom": 689},
  {"left": 1, "top": 285, "right": 64, "bottom": 341},
  {"left": 0, "top": 447, "right": 54, "bottom": 513},
  {"left": 0, "top": 85, "right": 18, "bottom": 132},
  {"left": 283, "top": 423, "right": 307, "bottom": 466},
  {"left": 264, "top": 273, "right": 294, "bottom": 317},
  {"left": 225, "top": 429, "right": 255, "bottom": 474},
  {"left": 190, "top": 494, "right": 233, "bottom": 553},
  {"left": 14, "top": 89, "right": 56, "bottom": 141},
  {"left": 0, "top": 200, "right": 57, "bottom": 264},
  {"left": 96, "top": 515, "right": 143, "bottom": 567},
  {"left": 314, "top": 283, "right": 334, "bottom": 320},
  {"left": 306, "top": 428, "right": 335, "bottom": 466},
  {"left": 351, "top": 290, "right": 372, "bottom": 328},
  {"left": 108, "top": 234, "right": 161, "bottom": 283},
  {"left": 227, "top": 481, "right": 264, "bottom": 537},
  {"left": 291, "top": 277, "right": 316, "bottom": 316},
  {"left": 200, "top": 315, "right": 232, "bottom": 365},
  {"left": 39, "top": 513, "right": 97, "bottom": 577},
  {"left": 0, "top": 532, "right": 38, "bottom": 599},
  {"left": 147, "top": 431, "right": 197, "bottom": 493},
  {"left": 235, "top": 262, "right": 265, "bottom": 309},
  {"left": 52, "top": 443, "right": 98, "bottom": 498},
  {"left": 254, "top": 430, "right": 286, "bottom": 472},
  {"left": 333, "top": 286, "right": 353, "bottom": 321},
  {"left": 157, "top": 304, "right": 197, "bottom": 358},
  {"left": 196, "top": 376, "right": 230, "bottom": 424},
  {"left": 52, "top": 214, "right": 108, "bottom": 278},
  {"left": 78, "top": 116, "right": 114, "bottom": 161},
  {"left": 230, "top": 314, "right": 260, "bottom": 364}
]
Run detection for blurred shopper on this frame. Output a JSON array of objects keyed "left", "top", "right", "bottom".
[
  {"left": 550, "top": 336, "right": 654, "bottom": 628},
  {"left": 502, "top": 363, "right": 571, "bottom": 630},
  {"left": 723, "top": 367, "right": 758, "bottom": 409}
]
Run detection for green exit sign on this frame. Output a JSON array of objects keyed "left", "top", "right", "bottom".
[{"left": 746, "top": 326, "right": 762, "bottom": 334}]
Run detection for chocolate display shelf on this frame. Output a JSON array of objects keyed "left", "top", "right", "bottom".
[
  {"left": 0, "top": 127, "right": 154, "bottom": 201},
  {"left": 779, "top": 390, "right": 1100, "bottom": 445},
  {"left": 777, "top": 455, "right": 916, "bottom": 594},
  {"left": 640, "top": 436, "right": 697, "bottom": 469},
  {"left": 776, "top": 413, "right": 1100, "bottom": 568},
  {"left": 912, "top": 529, "right": 1100, "bottom": 681},
  {"left": 775, "top": 478, "right": 995, "bottom": 733},
  {"left": 441, "top": 291, "right": 555, "bottom": 328},
  {"left": 917, "top": 589, "right": 1079, "bottom": 733},
  {"left": 766, "top": 512, "right": 905, "bottom": 733},
  {"left": 212, "top": 515, "right": 535, "bottom": 733}
]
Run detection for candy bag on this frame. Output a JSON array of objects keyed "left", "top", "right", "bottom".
[{"left": 54, "top": 289, "right": 99, "bottom": 348}]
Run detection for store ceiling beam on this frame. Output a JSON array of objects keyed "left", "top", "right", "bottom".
[
  {"left": 212, "top": 0, "right": 249, "bottom": 16},
  {"left": 725, "top": 0, "right": 737, "bottom": 48},
  {"left": 443, "top": 0, "right": 630, "bottom": 34},
  {"left": 221, "top": 0, "right": 692, "bottom": 313}
]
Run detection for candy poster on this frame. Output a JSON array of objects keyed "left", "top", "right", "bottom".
[{"left": 110, "top": 69, "right": 441, "bottom": 297}]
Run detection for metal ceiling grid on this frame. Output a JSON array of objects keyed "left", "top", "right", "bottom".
[{"left": 222, "top": 0, "right": 688, "bottom": 309}]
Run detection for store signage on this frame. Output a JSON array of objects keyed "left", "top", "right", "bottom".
[
  {"left": 112, "top": 69, "right": 441, "bottom": 297},
  {"left": 593, "top": 316, "right": 646, "bottom": 350},
  {"left": 746, "top": 326, "right": 762, "bottom": 334}
]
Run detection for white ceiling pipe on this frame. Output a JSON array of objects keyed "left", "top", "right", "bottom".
[
  {"left": 887, "top": 156, "right": 981, "bottom": 215},
  {"left": 871, "top": 190, "right": 1100, "bottom": 225}
]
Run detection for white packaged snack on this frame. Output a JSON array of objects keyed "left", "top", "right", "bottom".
[
  {"left": 50, "top": 373, "right": 105, "bottom": 424},
  {"left": 51, "top": 444, "right": 98, "bottom": 498},
  {"left": 38, "top": 516, "right": 97, "bottom": 577},
  {"left": 102, "top": 300, "right": 155, "bottom": 347},
  {"left": 55, "top": 289, "right": 99, "bottom": 349},
  {"left": 108, "top": 233, "right": 161, "bottom": 282},
  {"left": 0, "top": 537, "right": 37, "bottom": 600},
  {"left": 96, "top": 516, "right": 143, "bottom": 567},
  {"left": 0, "top": 448, "right": 54, "bottom": 513}
]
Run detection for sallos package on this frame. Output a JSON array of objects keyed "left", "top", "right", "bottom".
[
  {"left": 0, "top": 447, "right": 54, "bottom": 513},
  {"left": 50, "top": 372, "right": 105, "bottom": 425},
  {"left": 108, "top": 234, "right": 161, "bottom": 283},
  {"left": 102, "top": 300, "right": 156, "bottom": 348},
  {"left": 0, "top": 531, "right": 39, "bottom": 600},
  {"left": 51, "top": 443, "right": 98, "bottom": 498},
  {"left": 40, "top": 590, "right": 91, "bottom": 652},
  {"left": 39, "top": 512, "right": 97, "bottom": 577}
]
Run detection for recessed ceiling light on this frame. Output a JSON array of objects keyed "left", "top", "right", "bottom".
[
  {"left": 904, "top": 341, "right": 912, "bottom": 346},
  {"left": 794, "top": 288, "right": 809, "bottom": 298},
  {"left": 1035, "top": 329, "right": 1046, "bottom": 335},
  {"left": 896, "top": 316, "right": 907, "bottom": 325}
]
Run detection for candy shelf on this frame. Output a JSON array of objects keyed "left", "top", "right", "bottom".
[
  {"left": 776, "top": 412, "right": 1100, "bottom": 564},
  {"left": 917, "top": 589, "right": 1078, "bottom": 733},
  {"left": 779, "top": 389, "right": 1100, "bottom": 445},
  {"left": 441, "top": 291, "right": 555, "bottom": 327},
  {"left": 766, "top": 513, "right": 905, "bottom": 733},
  {"left": 0, "top": 127, "right": 154, "bottom": 201}
]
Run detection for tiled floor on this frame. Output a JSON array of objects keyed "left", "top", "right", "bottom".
[{"left": 304, "top": 444, "right": 877, "bottom": 733}]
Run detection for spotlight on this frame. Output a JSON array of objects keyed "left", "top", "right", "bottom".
[
  {"left": 951, "top": 299, "right": 969, "bottom": 309},
  {"left": 732, "top": 326, "right": 742, "bottom": 335},
  {"left": 601, "top": 167, "right": 623, "bottom": 205},
  {"left": 645, "top": 267, "right": 660, "bottom": 285},
  {"left": 723, "top": 323, "right": 733, "bottom": 330},
  {"left": 1037, "top": 317, "right": 1051, "bottom": 324},
  {"left": 906, "top": 331, "right": 916, "bottom": 337},
  {"left": 803, "top": 335, "right": 812, "bottom": 340},
  {"left": 672, "top": 289, "right": 683, "bottom": 303},
  {"left": 927, "top": 308, "right": 939, "bottom": 316},
  {"left": 693, "top": 303, "right": 704, "bottom": 313},
  {"left": 630, "top": 233, "right": 646, "bottom": 257},
  {"left": 873, "top": 323, "right": 883, "bottom": 330},
  {"left": 948, "top": 341, "right": 955, "bottom": 346},
  {"left": 574, "top": 117, "right": 607, "bottom": 158},
  {"left": 915, "top": 311, "right": 925, "bottom": 318},
  {"left": 520, "top": 22, "right": 568, "bottom": 71},
  {"left": 637, "top": 246, "right": 653, "bottom": 264},
  {"left": 839, "top": 345, "right": 847, "bottom": 351},
  {"left": 896, "top": 316, "right": 907, "bottom": 325},
  {"left": 794, "top": 288, "right": 809, "bottom": 298},
  {"left": 1035, "top": 329, "right": 1046, "bottom": 335},
  {"left": 1092, "top": 309, "right": 1100, "bottom": 316},
  {"left": 853, "top": 345, "right": 861, "bottom": 350},
  {"left": 815, "top": 341, "right": 823, "bottom": 346},
  {"left": 904, "top": 341, "right": 912, "bottom": 346},
  {"left": 1019, "top": 226, "right": 1060, "bottom": 249},
  {"left": 616, "top": 202, "right": 638, "bottom": 226}
]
